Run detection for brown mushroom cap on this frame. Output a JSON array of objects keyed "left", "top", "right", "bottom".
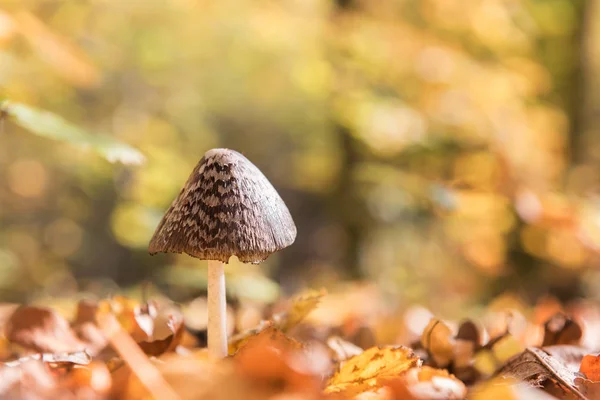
[{"left": 148, "top": 148, "right": 297, "bottom": 264}]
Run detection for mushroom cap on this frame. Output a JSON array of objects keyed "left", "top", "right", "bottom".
[{"left": 148, "top": 148, "right": 297, "bottom": 264}]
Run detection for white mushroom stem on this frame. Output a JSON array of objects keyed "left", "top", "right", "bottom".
[{"left": 207, "top": 259, "right": 228, "bottom": 358}]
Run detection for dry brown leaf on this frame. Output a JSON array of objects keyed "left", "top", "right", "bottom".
[
  {"left": 324, "top": 346, "right": 421, "bottom": 396},
  {"left": 421, "top": 319, "right": 455, "bottom": 367},
  {"left": 545, "top": 345, "right": 590, "bottom": 372},
  {"left": 495, "top": 347, "right": 587, "bottom": 399},
  {"left": 136, "top": 303, "right": 184, "bottom": 357},
  {"left": 3, "top": 350, "right": 91, "bottom": 368},
  {"left": 456, "top": 320, "right": 482, "bottom": 347},
  {"left": 5, "top": 306, "right": 86, "bottom": 354},
  {"left": 543, "top": 314, "right": 582, "bottom": 346}
]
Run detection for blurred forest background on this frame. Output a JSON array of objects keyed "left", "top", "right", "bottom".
[{"left": 1, "top": 0, "right": 600, "bottom": 317}]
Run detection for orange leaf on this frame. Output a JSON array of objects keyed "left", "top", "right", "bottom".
[{"left": 580, "top": 354, "right": 600, "bottom": 381}]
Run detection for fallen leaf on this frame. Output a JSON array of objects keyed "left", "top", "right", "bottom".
[
  {"left": 273, "top": 288, "right": 327, "bottom": 332},
  {"left": 234, "top": 325, "right": 303, "bottom": 357},
  {"left": 137, "top": 303, "right": 184, "bottom": 357},
  {"left": 325, "top": 346, "right": 421, "bottom": 396},
  {"left": 5, "top": 306, "right": 86, "bottom": 354},
  {"left": 228, "top": 289, "right": 321, "bottom": 355},
  {"left": 543, "top": 314, "right": 582, "bottom": 346},
  {"left": 545, "top": 345, "right": 590, "bottom": 372},
  {"left": 580, "top": 354, "right": 600, "bottom": 381},
  {"left": 234, "top": 326, "right": 321, "bottom": 395},
  {"left": 97, "top": 296, "right": 146, "bottom": 341},
  {"left": 495, "top": 347, "right": 587, "bottom": 399},
  {"left": 421, "top": 319, "right": 455, "bottom": 367},
  {"left": 3, "top": 350, "right": 91, "bottom": 368},
  {"left": 456, "top": 320, "right": 482, "bottom": 347}
]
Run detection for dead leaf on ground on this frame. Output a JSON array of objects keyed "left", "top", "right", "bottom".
[
  {"left": 233, "top": 325, "right": 303, "bottom": 358},
  {"left": 577, "top": 353, "right": 600, "bottom": 397},
  {"left": 234, "top": 326, "right": 322, "bottom": 396},
  {"left": 456, "top": 320, "right": 482, "bottom": 347},
  {"left": 228, "top": 288, "right": 326, "bottom": 351},
  {"left": 495, "top": 347, "right": 587, "bottom": 399},
  {"left": 543, "top": 314, "right": 582, "bottom": 346},
  {"left": 3, "top": 350, "right": 91, "bottom": 368},
  {"left": 136, "top": 302, "right": 184, "bottom": 357},
  {"left": 580, "top": 354, "right": 600, "bottom": 381},
  {"left": 273, "top": 288, "right": 326, "bottom": 332},
  {"left": 324, "top": 346, "right": 421, "bottom": 396},
  {"left": 421, "top": 319, "right": 455, "bottom": 367},
  {"left": 5, "top": 306, "right": 86, "bottom": 354},
  {"left": 94, "top": 297, "right": 184, "bottom": 358}
]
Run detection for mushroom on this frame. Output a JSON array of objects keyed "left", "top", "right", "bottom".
[{"left": 148, "top": 148, "right": 296, "bottom": 358}]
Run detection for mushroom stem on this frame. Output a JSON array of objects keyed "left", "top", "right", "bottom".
[{"left": 207, "top": 259, "right": 227, "bottom": 358}]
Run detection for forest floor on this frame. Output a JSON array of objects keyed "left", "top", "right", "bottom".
[{"left": 0, "top": 283, "right": 599, "bottom": 399}]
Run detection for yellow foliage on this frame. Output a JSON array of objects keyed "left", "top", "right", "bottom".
[
  {"left": 274, "top": 288, "right": 327, "bottom": 332},
  {"left": 325, "top": 346, "right": 421, "bottom": 396}
]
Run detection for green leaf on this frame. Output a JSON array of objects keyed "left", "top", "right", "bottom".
[{"left": 1, "top": 100, "right": 145, "bottom": 165}]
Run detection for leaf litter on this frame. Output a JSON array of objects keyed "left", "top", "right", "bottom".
[{"left": 2, "top": 287, "right": 600, "bottom": 399}]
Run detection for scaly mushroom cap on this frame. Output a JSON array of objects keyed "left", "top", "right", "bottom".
[{"left": 148, "top": 148, "right": 297, "bottom": 263}]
